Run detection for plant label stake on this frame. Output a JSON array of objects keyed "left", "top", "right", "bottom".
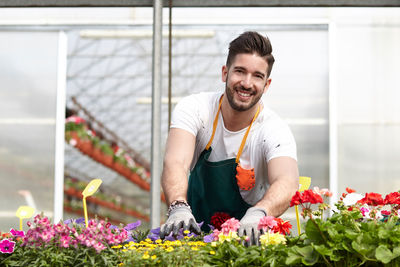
[
  {"left": 16, "top": 206, "right": 35, "bottom": 231},
  {"left": 82, "top": 178, "right": 102, "bottom": 227},
  {"left": 296, "top": 176, "right": 311, "bottom": 236}
]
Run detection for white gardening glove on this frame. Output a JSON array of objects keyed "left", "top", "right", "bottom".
[
  {"left": 238, "top": 207, "right": 267, "bottom": 246},
  {"left": 159, "top": 206, "right": 201, "bottom": 239}
]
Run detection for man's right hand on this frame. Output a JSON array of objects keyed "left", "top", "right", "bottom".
[{"left": 159, "top": 206, "right": 201, "bottom": 239}]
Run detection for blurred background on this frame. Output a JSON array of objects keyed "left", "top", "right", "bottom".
[{"left": 0, "top": 6, "right": 399, "bottom": 233}]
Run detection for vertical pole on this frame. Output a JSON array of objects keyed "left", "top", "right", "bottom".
[
  {"left": 54, "top": 31, "right": 67, "bottom": 223},
  {"left": 328, "top": 22, "right": 338, "bottom": 212},
  {"left": 150, "top": 0, "right": 163, "bottom": 229}
]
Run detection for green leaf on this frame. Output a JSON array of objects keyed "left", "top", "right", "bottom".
[
  {"left": 313, "top": 244, "right": 333, "bottom": 257},
  {"left": 375, "top": 245, "right": 393, "bottom": 264},
  {"left": 304, "top": 220, "right": 324, "bottom": 243}
]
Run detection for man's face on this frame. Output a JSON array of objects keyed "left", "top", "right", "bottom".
[{"left": 222, "top": 53, "right": 271, "bottom": 112}]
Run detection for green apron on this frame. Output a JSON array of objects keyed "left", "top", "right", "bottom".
[{"left": 187, "top": 95, "right": 260, "bottom": 232}]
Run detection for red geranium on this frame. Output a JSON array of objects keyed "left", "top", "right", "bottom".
[
  {"left": 290, "top": 190, "right": 323, "bottom": 207},
  {"left": 346, "top": 187, "right": 356, "bottom": 194},
  {"left": 272, "top": 218, "right": 292, "bottom": 235},
  {"left": 290, "top": 191, "right": 303, "bottom": 207},
  {"left": 384, "top": 192, "right": 400, "bottom": 205},
  {"left": 210, "top": 212, "right": 231, "bottom": 230},
  {"left": 357, "top": 192, "right": 384, "bottom": 206}
]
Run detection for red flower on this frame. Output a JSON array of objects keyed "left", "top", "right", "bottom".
[
  {"left": 272, "top": 218, "right": 292, "bottom": 235},
  {"left": 357, "top": 192, "right": 384, "bottom": 206},
  {"left": 290, "top": 191, "right": 303, "bottom": 207},
  {"left": 384, "top": 192, "right": 400, "bottom": 205},
  {"left": 302, "top": 189, "right": 324, "bottom": 204},
  {"left": 210, "top": 212, "right": 231, "bottom": 230},
  {"left": 346, "top": 187, "right": 356, "bottom": 194},
  {"left": 381, "top": 210, "right": 391, "bottom": 216},
  {"left": 290, "top": 190, "right": 323, "bottom": 207}
]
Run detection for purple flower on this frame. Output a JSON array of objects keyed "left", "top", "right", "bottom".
[
  {"left": 124, "top": 221, "right": 141, "bottom": 231},
  {"left": 203, "top": 234, "right": 214, "bottom": 243},
  {"left": 10, "top": 228, "right": 25, "bottom": 238},
  {"left": 63, "top": 219, "right": 73, "bottom": 225},
  {"left": 75, "top": 217, "right": 85, "bottom": 224},
  {"left": 0, "top": 239, "right": 16, "bottom": 254}
]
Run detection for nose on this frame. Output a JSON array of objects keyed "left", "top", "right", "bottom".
[{"left": 240, "top": 74, "right": 253, "bottom": 89}]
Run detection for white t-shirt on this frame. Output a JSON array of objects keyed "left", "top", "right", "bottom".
[{"left": 170, "top": 91, "right": 297, "bottom": 205}]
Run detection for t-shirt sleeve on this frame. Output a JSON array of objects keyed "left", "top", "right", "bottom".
[
  {"left": 170, "top": 94, "right": 203, "bottom": 137},
  {"left": 264, "top": 121, "right": 297, "bottom": 162}
]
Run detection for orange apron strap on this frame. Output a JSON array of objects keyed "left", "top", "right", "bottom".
[
  {"left": 235, "top": 105, "right": 260, "bottom": 163},
  {"left": 205, "top": 95, "right": 223, "bottom": 150}
]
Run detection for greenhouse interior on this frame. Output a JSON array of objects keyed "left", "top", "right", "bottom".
[{"left": 0, "top": 1, "right": 400, "bottom": 265}]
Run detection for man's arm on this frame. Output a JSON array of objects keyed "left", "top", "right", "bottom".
[
  {"left": 161, "top": 128, "right": 196, "bottom": 205},
  {"left": 238, "top": 156, "right": 298, "bottom": 245},
  {"left": 255, "top": 156, "right": 299, "bottom": 216}
]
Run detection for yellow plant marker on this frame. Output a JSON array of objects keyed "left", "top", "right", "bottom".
[
  {"left": 16, "top": 206, "right": 35, "bottom": 231},
  {"left": 295, "top": 176, "right": 312, "bottom": 235},
  {"left": 82, "top": 179, "right": 102, "bottom": 227}
]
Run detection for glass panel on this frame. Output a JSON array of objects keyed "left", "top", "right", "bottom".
[{"left": 0, "top": 31, "right": 59, "bottom": 231}]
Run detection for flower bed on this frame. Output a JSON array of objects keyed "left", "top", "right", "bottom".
[{"left": 2, "top": 188, "right": 400, "bottom": 266}]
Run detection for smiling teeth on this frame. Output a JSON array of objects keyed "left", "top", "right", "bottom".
[{"left": 238, "top": 91, "right": 250, "bottom": 97}]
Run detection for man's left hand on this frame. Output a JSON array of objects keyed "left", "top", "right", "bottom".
[{"left": 238, "top": 207, "right": 267, "bottom": 246}]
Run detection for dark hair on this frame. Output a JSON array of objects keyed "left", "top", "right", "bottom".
[{"left": 226, "top": 31, "right": 275, "bottom": 78}]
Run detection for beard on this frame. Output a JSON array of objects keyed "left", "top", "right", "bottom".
[{"left": 225, "top": 83, "right": 263, "bottom": 112}]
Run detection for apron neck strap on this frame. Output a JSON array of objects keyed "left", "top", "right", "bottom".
[
  {"left": 205, "top": 95, "right": 223, "bottom": 150},
  {"left": 205, "top": 94, "right": 261, "bottom": 163}
]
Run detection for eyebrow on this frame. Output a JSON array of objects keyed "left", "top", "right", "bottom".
[{"left": 234, "top": 66, "right": 265, "bottom": 78}]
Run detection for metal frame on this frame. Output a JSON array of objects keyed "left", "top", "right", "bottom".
[{"left": 0, "top": 0, "right": 399, "bottom": 7}]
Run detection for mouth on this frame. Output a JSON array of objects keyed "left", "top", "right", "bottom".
[{"left": 235, "top": 87, "right": 253, "bottom": 100}]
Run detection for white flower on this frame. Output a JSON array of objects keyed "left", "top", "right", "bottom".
[{"left": 342, "top": 193, "right": 364, "bottom": 206}]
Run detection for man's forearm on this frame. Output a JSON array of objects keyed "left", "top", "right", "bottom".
[
  {"left": 255, "top": 175, "right": 298, "bottom": 217},
  {"left": 161, "top": 162, "right": 190, "bottom": 205}
]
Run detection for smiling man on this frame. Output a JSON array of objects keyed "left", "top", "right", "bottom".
[{"left": 160, "top": 31, "right": 299, "bottom": 246}]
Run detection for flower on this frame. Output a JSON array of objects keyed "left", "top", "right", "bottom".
[
  {"left": 259, "top": 232, "right": 286, "bottom": 246},
  {"left": 10, "top": 228, "right": 25, "bottom": 238},
  {"left": 257, "top": 216, "right": 277, "bottom": 231},
  {"left": 220, "top": 218, "right": 240, "bottom": 234},
  {"left": 210, "top": 212, "right": 231, "bottom": 230},
  {"left": 342, "top": 193, "right": 364, "bottom": 206},
  {"left": 203, "top": 234, "right": 214, "bottom": 243},
  {"left": 0, "top": 239, "right": 16, "bottom": 254},
  {"left": 271, "top": 218, "right": 292, "bottom": 235},
  {"left": 357, "top": 192, "right": 385, "bottom": 206},
  {"left": 290, "top": 189, "right": 323, "bottom": 207},
  {"left": 124, "top": 221, "right": 141, "bottom": 231},
  {"left": 384, "top": 192, "right": 400, "bottom": 205},
  {"left": 313, "top": 187, "right": 333, "bottom": 197}
]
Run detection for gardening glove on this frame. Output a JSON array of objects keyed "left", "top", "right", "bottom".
[
  {"left": 238, "top": 207, "right": 267, "bottom": 246},
  {"left": 159, "top": 205, "right": 201, "bottom": 239}
]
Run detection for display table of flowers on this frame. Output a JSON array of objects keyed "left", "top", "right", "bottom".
[{"left": 2, "top": 188, "right": 400, "bottom": 266}]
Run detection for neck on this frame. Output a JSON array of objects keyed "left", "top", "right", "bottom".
[{"left": 220, "top": 97, "right": 261, "bottom": 132}]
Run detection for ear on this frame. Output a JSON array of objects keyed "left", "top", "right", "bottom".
[
  {"left": 263, "top": 78, "right": 272, "bottom": 93},
  {"left": 222, "top": 65, "right": 228, "bottom": 82}
]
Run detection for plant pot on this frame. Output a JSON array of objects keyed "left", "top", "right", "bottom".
[{"left": 91, "top": 147, "right": 103, "bottom": 162}]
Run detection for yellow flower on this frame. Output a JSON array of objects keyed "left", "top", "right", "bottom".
[
  {"left": 209, "top": 250, "right": 216, "bottom": 255},
  {"left": 112, "top": 245, "right": 122, "bottom": 249},
  {"left": 218, "top": 231, "right": 238, "bottom": 242},
  {"left": 166, "top": 247, "right": 174, "bottom": 252},
  {"left": 151, "top": 255, "right": 157, "bottom": 260},
  {"left": 211, "top": 242, "right": 217, "bottom": 247},
  {"left": 191, "top": 246, "right": 199, "bottom": 251},
  {"left": 183, "top": 230, "right": 190, "bottom": 235},
  {"left": 142, "top": 254, "right": 150, "bottom": 259},
  {"left": 259, "top": 232, "right": 286, "bottom": 246}
]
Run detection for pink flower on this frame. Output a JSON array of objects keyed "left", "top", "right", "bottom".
[
  {"left": 0, "top": 239, "right": 15, "bottom": 254},
  {"left": 360, "top": 207, "right": 370, "bottom": 217},
  {"left": 59, "top": 236, "right": 71, "bottom": 248},
  {"left": 313, "top": 187, "right": 333, "bottom": 197},
  {"left": 258, "top": 216, "right": 278, "bottom": 231},
  {"left": 10, "top": 228, "right": 25, "bottom": 238},
  {"left": 93, "top": 242, "right": 106, "bottom": 253},
  {"left": 220, "top": 218, "right": 240, "bottom": 234}
]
